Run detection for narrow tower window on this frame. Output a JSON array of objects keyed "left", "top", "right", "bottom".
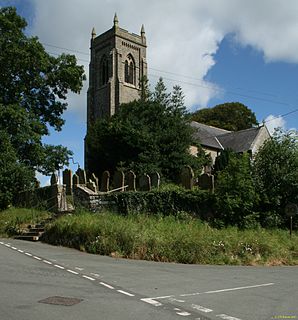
[
  {"left": 124, "top": 54, "right": 135, "bottom": 85},
  {"left": 100, "top": 55, "right": 109, "bottom": 86}
]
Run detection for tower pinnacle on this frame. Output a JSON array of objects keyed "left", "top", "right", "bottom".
[
  {"left": 141, "top": 24, "right": 145, "bottom": 36},
  {"left": 113, "top": 13, "right": 119, "bottom": 27},
  {"left": 91, "top": 27, "right": 96, "bottom": 39}
]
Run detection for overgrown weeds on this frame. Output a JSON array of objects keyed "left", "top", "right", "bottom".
[
  {"left": 0, "top": 207, "right": 51, "bottom": 237},
  {"left": 42, "top": 210, "right": 298, "bottom": 265}
]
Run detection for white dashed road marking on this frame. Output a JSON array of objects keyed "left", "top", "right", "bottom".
[
  {"left": 17, "top": 249, "right": 24, "bottom": 253},
  {"left": 176, "top": 311, "right": 191, "bottom": 316},
  {"left": 117, "top": 290, "right": 135, "bottom": 297},
  {"left": 191, "top": 304, "right": 213, "bottom": 313},
  {"left": 33, "top": 256, "right": 41, "bottom": 260},
  {"left": 216, "top": 314, "right": 242, "bottom": 320},
  {"left": 43, "top": 260, "right": 52, "bottom": 265},
  {"left": 54, "top": 264, "right": 65, "bottom": 270},
  {"left": 67, "top": 269, "right": 79, "bottom": 275},
  {"left": 25, "top": 252, "right": 32, "bottom": 256},
  {"left": 99, "top": 282, "right": 115, "bottom": 290},
  {"left": 141, "top": 298, "right": 163, "bottom": 307},
  {"left": 82, "top": 275, "right": 95, "bottom": 281}
]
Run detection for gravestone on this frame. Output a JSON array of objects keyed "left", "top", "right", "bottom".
[
  {"left": 63, "top": 169, "right": 73, "bottom": 195},
  {"left": 90, "top": 173, "right": 99, "bottom": 189},
  {"left": 76, "top": 168, "right": 87, "bottom": 185},
  {"left": 126, "top": 171, "right": 136, "bottom": 191},
  {"left": 87, "top": 180, "right": 97, "bottom": 192},
  {"left": 150, "top": 172, "right": 160, "bottom": 189},
  {"left": 139, "top": 174, "right": 151, "bottom": 191},
  {"left": 181, "top": 166, "right": 194, "bottom": 190},
  {"left": 198, "top": 173, "right": 214, "bottom": 193},
  {"left": 72, "top": 174, "right": 79, "bottom": 187},
  {"left": 50, "top": 173, "right": 58, "bottom": 186},
  {"left": 113, "top": 170, "right": 125, "bottom": 192},
  {"left": 100, "top": 171, "right": 110, "bottom": 192}
]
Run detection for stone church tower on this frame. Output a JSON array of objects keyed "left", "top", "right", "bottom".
[
  {"left": 85, "top": 14, "right": 147, "bottom": 171},
  {"left": 87, "top": 14, "right": 147, "bottom": 129}
]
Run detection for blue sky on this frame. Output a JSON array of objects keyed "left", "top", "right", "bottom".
[{"left": 1, "top": 0, "right": 297, "bottom": 185}]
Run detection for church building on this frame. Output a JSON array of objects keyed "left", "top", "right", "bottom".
[{"left": 85, "top": 14, "right": 147, "bottom": 170}]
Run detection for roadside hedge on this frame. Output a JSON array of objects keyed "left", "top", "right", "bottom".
[{"left": 105, "top": 185, "right": 216, "bottom": 221}]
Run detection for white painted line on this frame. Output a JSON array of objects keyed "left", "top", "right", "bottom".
[
  {"left": 11, "top": 246, "right": 17, "bottom": 250},
  {"left": 67, "top": 269, "right": 79, "bottom": 275},
  {"left": 54, "top": 264, "right": 65, "bottom": 270},
  {"left": 0, "top": 241, "right": 4, "bottom": 244},
  {"left": 43, "top": 260, "right": 52, "bottom": 265},
  {"left": 99, "top": 282, "right": 114, "bottom": 289},
  {"left": 204, "top": 283, "right": 275, "bottom": 294},
  {"left": 176, "top": 311, "right": 191, "bottom": 316},
  {"left": 191, "top": 304, "right": 213, "bottom": 313},
  {"left": 90, "top": 273, "right": 100, "bottom": 277},
  {"left": 180, "top": 283, "right": 275, "bottom": 297},
  {"left": 117, "top": 290, "right": 135, "bottom": 297},
  {"left": 25, "top": 252, "right": 32, "bottom": 256},
  {"left": 169, "top": 297, "right": 185, "bottom": 303},
  {"left": 17, "top": 249, "right": 24, "bottom": 253},
  {"left": 75, "top": 267, "right": 84, "bottom": 271},
  {"left": 149, "top": 295, "right": 174, "bottom": 300},
  {"left": 82, "top": 275, "right": 95, "bottom": 281},
  {"left": 216, "top": 314, "right": 242, "bottom": 320},
  {"left": 33, "top": 256, "right": 41, "bottom": 260},
  {"left": 5, "top": 244, "right": 11, "bottom": 247},
  {"left": 174, "top": 308, "right": 181, "bottom": 311},
  {"left": 141, "top": 298, "right": 162, "bottom": 307}
]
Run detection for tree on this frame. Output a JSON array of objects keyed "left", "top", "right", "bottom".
[
  {"left": 0, "top": 7, "right": 85, "bottom": 207},
  {"left": 215, "top": 152, "right": 258, "bottom": 228},
  {"left": 253, "top": 129, "right": 298, "bottom": 227},
  {"left": 86, "top": 80, "right": 209, "bottom": 181},
  {"left": 191, "top": 102, "right": 258, "bottom": 131}
]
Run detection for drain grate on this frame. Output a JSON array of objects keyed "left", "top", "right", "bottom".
[{"left": 38, "top": 296, "right": 83, "bottom": 306}]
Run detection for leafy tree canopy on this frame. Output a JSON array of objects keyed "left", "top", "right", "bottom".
[
  {"left": 191, "top": 102, "right": 258, "bottom": 131},
  {"left": 253, "top": 129, "right": 298, "bottom": 227},
  {"left": 86, "top": 78, "right": 210, "bottom": 182},
  {"left": 0, "top": 7, "right": 85, "bottom": 208}
]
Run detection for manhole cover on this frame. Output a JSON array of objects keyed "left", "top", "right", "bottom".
[{"left": 38, "top": 296, "right": 83, "bottom": 306}]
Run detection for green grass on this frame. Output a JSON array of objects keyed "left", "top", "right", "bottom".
[
  {"left": 0, "top": 207, "right": 51, "bottom": 237},
  {"left": 42, "top": 210, "right": 298, "bottom": 266}
]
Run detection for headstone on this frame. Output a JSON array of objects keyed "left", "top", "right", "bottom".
[
  {"left": 72, "top": 174, "right": 79, "bottom": 187},
  {"left": 126, "top": 171, "right": 136, "bottom": 191},
  {"left": 87, "top": 180, "right": 97, "bottom": 193},
  {"left": 198, "top": 173, "right": 214, "bottom": 193},
  {"left": 139, "top": 174, "right": 151, "bottom": 191},
  {"left": 112, "top": 170, "right": 125, "bottom": 192},
  {"left": 50, "top": 173, "right": 58, "bottom": 186},
  {"left": 150, "top": 172, "right": 160, "bottom": 189},
  {"left": 100, "top": 170, "right": 110, "bottom": 192},
  {"left": 63, "top": 169, "right": 73, "bottom": 195},
  {"left": 90, "top": 173, "right": 99, "bottom": 189},
  {"left": 76, "top": 168, "right": 87, "bottom": 185},
  {"left": 181, "top": 166, "right": 194, "bottom": 190}
]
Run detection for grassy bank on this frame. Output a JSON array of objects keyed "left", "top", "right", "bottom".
[
  {"left": 42, "top": 210, "right": 298, "bottom": 266},
  {"left": 0, "top": 207, "right": 50, "bottom": 237}
]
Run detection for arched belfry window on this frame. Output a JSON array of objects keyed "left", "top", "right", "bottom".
[
  {"left": 100, "top": 55, "right": 109, "bottom": 86},
  {"left": 124, "top": 54, "right": 135, "bottom": 85}
]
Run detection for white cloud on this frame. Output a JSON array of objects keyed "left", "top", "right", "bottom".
[
  {"left": 264, "top": 114, "right": 286, "bottom": 134},
  {"left": 29, "top": 0, "right": 298, "bottom": 113}
]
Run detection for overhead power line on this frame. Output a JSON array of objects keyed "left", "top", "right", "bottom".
[{"left": 44, "top": 42, "right": 298, "bottom": 122}]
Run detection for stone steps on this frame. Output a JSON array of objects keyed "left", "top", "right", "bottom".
[{"left": 14, "top": 220, "right": 52, "bottom": 242}]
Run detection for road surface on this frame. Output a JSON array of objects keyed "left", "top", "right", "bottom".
[{"left": 0, "top": 238, "right": 297, "bottom": 320}]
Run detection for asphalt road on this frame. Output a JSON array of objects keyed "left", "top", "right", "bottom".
[{"left": 0, "top": 238, "right": 297, "bottom": 320}]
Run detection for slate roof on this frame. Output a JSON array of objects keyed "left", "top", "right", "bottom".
[
  {"left": 191, "top": 121, "right": 266, "bottom": 153},
  {"left": 190, "top": 121, "right": 230, "bottom": 150},
  {"left": 217, "top": 127, "right": 262, "bottom": 153}
]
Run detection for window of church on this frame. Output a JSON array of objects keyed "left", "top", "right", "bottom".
[
  {"left": 100, "top": 55, "right": 109, "bottom": 86},
  {"left": 124, "top": 54, "right": 135, "bottom": 85}
]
